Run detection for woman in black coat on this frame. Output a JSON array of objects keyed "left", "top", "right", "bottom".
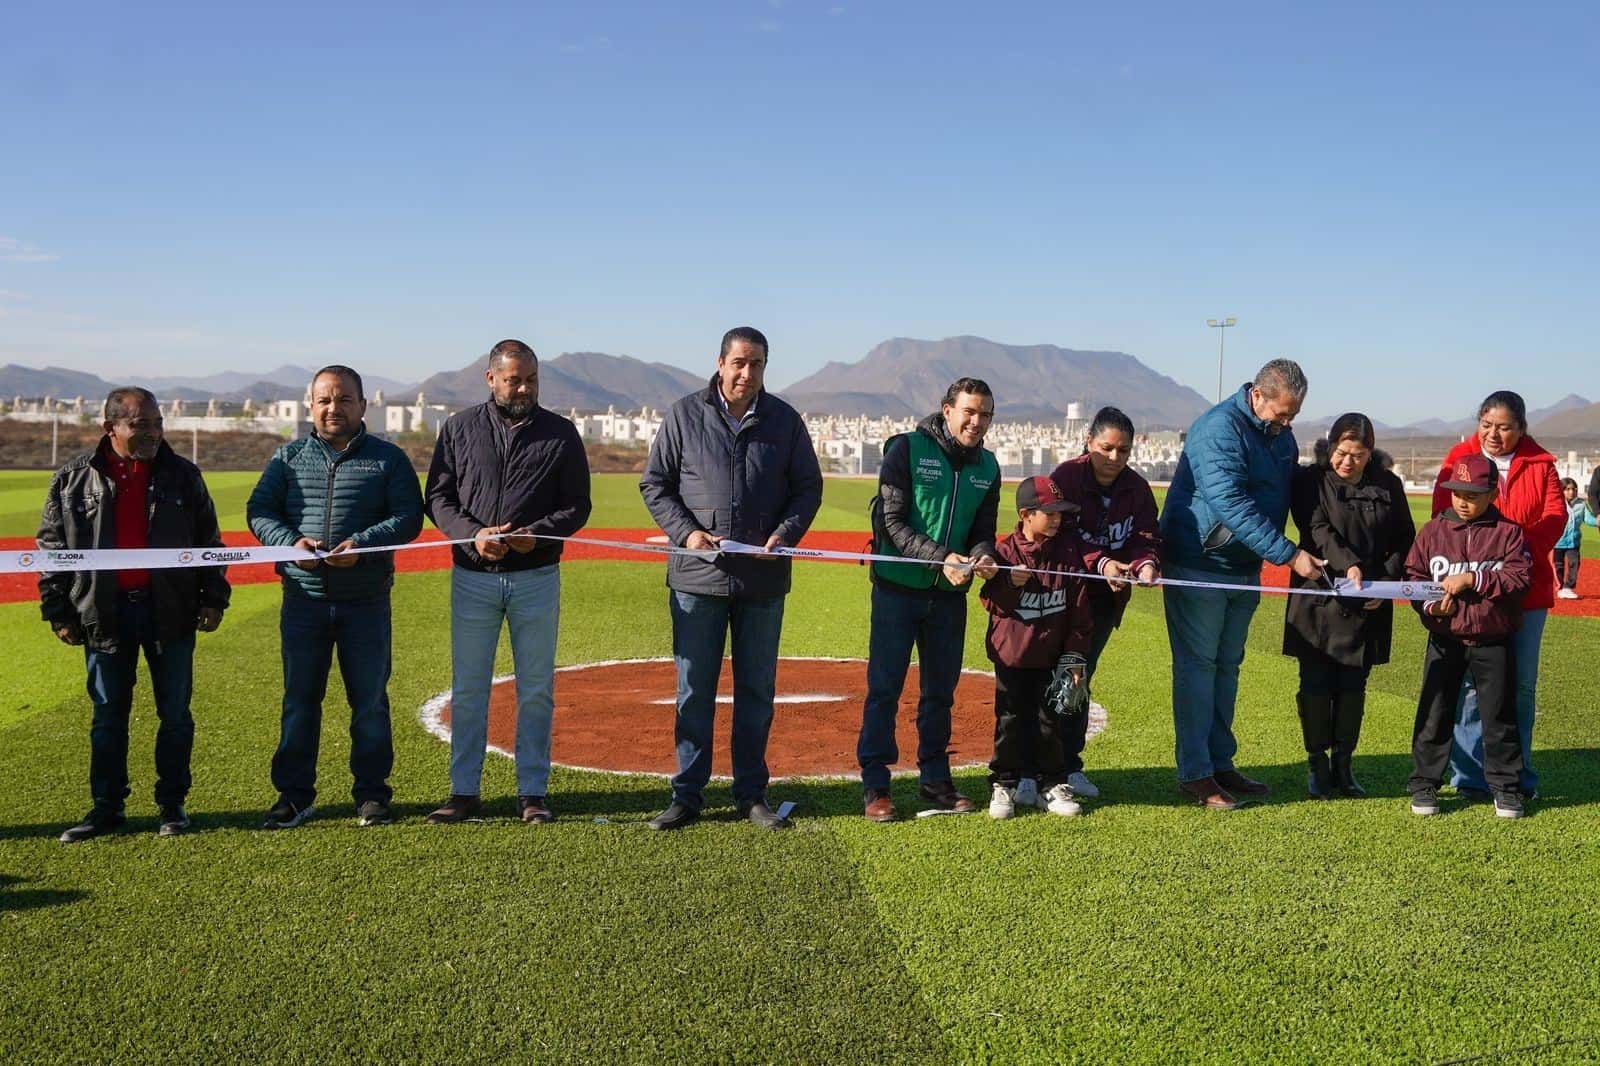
[{"left": 1283, "top": 413, "right": 1416, "bottom": 799}]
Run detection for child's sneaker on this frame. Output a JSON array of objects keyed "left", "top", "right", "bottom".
[
  {"left": 1012, "top": 777, "right": 1047, "bottom": 810},
  {"left": 1064, "top": 771, "right": 1100, "bottom": 799},
  {"left": 1493, "top": 791, "right": 1525, "bottom": 819},
  {"left": 1044, "top": 783, "right": 1083, "bottom": 817},
  {"left": 988, "top": 784, "right": 1015, "bottom": 820},
  {"left": 1557, "top": 587, "right": 1578, "bottom": 600},
  {"left": 1410, "top": 787, "right": 1440, "bottom": 816}
]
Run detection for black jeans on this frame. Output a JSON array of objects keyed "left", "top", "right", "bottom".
[
  {"left": 82, "top": 595, "right": 196, "bottom": 813},
  {"left": 989, "top": 664, "right": 1064, "bottom": 789},
  {"left": 1555, "top": 547, "right": 1581, "bottom": 590},
  {"left": 1297, "top": 653, "right": 1370, "bottom": 695},
  {"left": 1410, "top": 635, "right": 1522, "bottom": 795}
]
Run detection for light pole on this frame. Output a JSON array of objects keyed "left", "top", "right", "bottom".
[{"left": 1207, "top": 317, "right": 1237, "bottom": 402}]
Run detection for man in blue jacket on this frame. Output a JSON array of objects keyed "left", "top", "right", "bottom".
[
  {"left": 248, "top": 366, "right": 424, "bottom": 829},
  {"left": 1159, "top": 359, "right": 1325, "bottom": 810},
  {"left": 639, "top": 326, "right": 823, "bottom": 830}
]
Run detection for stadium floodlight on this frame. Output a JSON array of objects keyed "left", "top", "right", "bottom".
[{"left": 1207, "top": 317, "right": 1238, "bottom": 402}]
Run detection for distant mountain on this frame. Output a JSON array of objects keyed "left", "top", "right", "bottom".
[
  {"left": 0, "top": 363, "right": 115, "bottom": 401},
  {"left": 781, "top": 336, "right": 1212, "bottom": 429},
  {"left": 146, "top": 365, "right": 412, "bottom": 401},
  {"left": 410, "top": 351, "right": 704, "bottom": 411},
  {"left": 1532, "top": 400, "right": 1600, "bottom": 439}
]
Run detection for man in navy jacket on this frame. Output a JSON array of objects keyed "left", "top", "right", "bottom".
[
  {"left": 639, "top": 326, "right": 822, "bottom": 830},
  {"left": 1158, "top": 359, "right": 1326, "bottom": 809}
]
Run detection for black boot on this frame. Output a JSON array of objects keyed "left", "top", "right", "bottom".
[
  {"left": 1331, "top": 690, "right": 1367, "bottom": 798},
  {"left": 1296, "top": 691, "right": 1335, "bottom": 799}
]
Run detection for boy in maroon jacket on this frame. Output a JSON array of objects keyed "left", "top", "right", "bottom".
[
  {"left": 1404, "top": 453, "right": 1533, "bottom": 819},
  {"left": 979, "top": 477, "right": 1094, "bottom": 818}
]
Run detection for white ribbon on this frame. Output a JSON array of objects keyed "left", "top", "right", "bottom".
[{"left": 6, "top": 532, "right": 1444, "bottom": 601}]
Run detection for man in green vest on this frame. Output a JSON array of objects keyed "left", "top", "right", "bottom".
[{"left": 858, "top": 377, "right": 1001, "bottom": 821}]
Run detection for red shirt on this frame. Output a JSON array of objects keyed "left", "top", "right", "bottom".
[{"left": 104, "top": 443, "right": 152, "bottom": 591}]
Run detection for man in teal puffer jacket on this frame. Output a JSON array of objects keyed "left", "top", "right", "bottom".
[
  {"left": 247, "top": 366, "right": 424, "bottom": 829},
  {"left": 1158, "top": 359, "right": 1326, "bottom": 810}
]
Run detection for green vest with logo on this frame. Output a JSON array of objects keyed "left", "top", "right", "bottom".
[{"left": 872, "top": 431, "right": 999, "bottom": 593}]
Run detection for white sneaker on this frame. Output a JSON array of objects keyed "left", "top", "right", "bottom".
[
  {"left": 1557, "top": 587, "right": 1578, "bottom": 600},
  {"left": 1044, "top": 783, "right": 1083, "bottom": 817},
  {"left": 1012, "top": 777, "right": 1047, "bottom": 810},
  {"left": 1064, "top": 771, "right": 1100, "bottom": 799},
  {"left": 988, "top": 783, "right": 1015, "bottom": 820}
]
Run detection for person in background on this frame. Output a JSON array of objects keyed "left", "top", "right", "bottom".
[
  {"left": 1430, "top": 390, "right": 1563, "bottom": 800},
  {"left": 1282, "top": 414, "right": 1414, "bottom": 799},
  {"left": 1553, "top": 477, "right": 1585, "bottom": 600}
]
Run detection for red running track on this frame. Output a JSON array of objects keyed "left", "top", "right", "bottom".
[{"left": 5, "top": 530, "right": 1599, "bottom": 617}]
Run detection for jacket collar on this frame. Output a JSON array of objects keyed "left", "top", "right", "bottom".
[
  {"left": 917, "top": 411, "right": 983, "bottom": 467},
  {"left": 90, "top": 436, "right": 178, "bottom": 476},
  {"left": 1437, "top": 503, "right": 1503, "bottom": 531},
  {"left": 702, "top": 374, "right": 763, "bottom": 422},
  {"left": 310, "top": 423, "right": 368, "bottom": 459},
  {"left": 1230, "top": 383, "right": 1274, "bottom": 436}
]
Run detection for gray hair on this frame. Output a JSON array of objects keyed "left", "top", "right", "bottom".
[
  {"left": 103, "top": 386, "right": 157, "bottom": 422},
  {"left": 1253, "top": 359, "right": 1308, "bottom": 401}
]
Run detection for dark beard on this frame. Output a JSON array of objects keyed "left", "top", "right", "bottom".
[{"left": 493, "top": 397, "right": 535, "bottom": 420}]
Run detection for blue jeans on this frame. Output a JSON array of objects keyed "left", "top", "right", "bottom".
[
  {"left": 83, "top": 595, "right": 196, "bottom": 812},
  {"left": 1163, "top": 564, "right": 1261, "bottom": 783},
  {"left": 1450, "top": 607, "right": 1544, "bottom": 795},
  {"left": 273, "top": 592, "right": 394, "bottom": 807},
  {"left": 668, "top": 590, "right": 786, "bottom": 810},
  {"left": 857, "top": 583, "right": 968, "bottom": 793},
  {"left": 449, "top": 566, "right": 561, "bottom": 797}
]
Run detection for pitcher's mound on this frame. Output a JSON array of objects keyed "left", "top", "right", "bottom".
[{"left": 421, "top": 656, "right": 1106, "bottom": 779}]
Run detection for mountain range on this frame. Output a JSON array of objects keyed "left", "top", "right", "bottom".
[{"left": 4, "top": 343, "right": 1598, "bottom": 437}]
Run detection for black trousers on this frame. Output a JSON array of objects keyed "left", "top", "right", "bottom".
[
  {"left": 1410, "top": 635, "right": 1523, "bottom": 794},
  {"left": 989, "top": 663, "right": 1065, "bottom": 789},
  {"left": 1297, "top": 652, "right": 1370, "bottom": 695},
  {"left": 1058, "top": 593, "right": 1119, "bottom": 774}
]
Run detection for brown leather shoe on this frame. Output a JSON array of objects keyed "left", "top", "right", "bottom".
[
  {"left": 1178, "top": 777, "right": 1241, "bottom": 810},
  {"left": 864, "top": 789, "right": 897, "bottom": 822},
  {"left": 1214, "top": 769, "right": 1269, "bottom": 797},
  {"left": 918, "top": 779, "right": 978, "bottom": 815},
  {"left": 518, "top": 795, "right": 553, "bottom": 824},
  {"left": 426, "top": 794, "right": 483, "bottom": 824}
]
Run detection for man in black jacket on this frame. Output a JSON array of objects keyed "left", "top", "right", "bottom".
[
  {"left": 638, "top": 326, "right": 823, "bottom": 830},
  {"left": 38, "top": 387, "right": 231, "bottom": 842},
  {"left": 424, "top": 339, "right": 592, "bottom": 825}
]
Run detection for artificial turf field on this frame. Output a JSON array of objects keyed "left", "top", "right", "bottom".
[{"left": 1, "top": 471, "right": 1597, "bottom": 1064}]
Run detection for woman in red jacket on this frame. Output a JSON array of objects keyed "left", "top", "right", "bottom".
[
  {"left": 1431, "top": 390, "right": 1564, "bottom": 798},
  {"left": 1049, "top": 407, "right": 1162, "bottom": 801}
]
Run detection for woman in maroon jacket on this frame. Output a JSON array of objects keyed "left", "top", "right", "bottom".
[{"left": 1049, "top": 407, "right": 1161, "bottom": 799}]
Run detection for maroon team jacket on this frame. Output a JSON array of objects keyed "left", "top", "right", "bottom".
[
  {"left": 1049, "top": 454, "right": 1161, "bottom": 625},
  {"left": 979, "top": 524, "right": 1094, "bottom": 669},
  {"left": 1403, "top": 504, "right": 1532, "bottom": 644}
]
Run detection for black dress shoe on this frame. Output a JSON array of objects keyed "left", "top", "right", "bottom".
[
  {"left": 60, "top": 809, "right": 126, "bottom": 844},
  {"left": 647, "top": 802, "right": 700, "bottom": 831},
  {"left": 740, "top": 801, "right": 791, "bottom": 830}
]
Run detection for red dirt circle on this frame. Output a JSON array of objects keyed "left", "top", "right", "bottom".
[{"left": 422, "top": 656, "right": 1106, "bottom": 779}]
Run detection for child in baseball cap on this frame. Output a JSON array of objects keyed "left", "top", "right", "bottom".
[
  {"left": 978, "top": 477, "right": 1093, "bottom": 819},
  {"left": 1402, "top": 453, "right": 1533, "bottom": 819}
]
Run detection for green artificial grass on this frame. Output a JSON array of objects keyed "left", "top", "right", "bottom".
[{"left": 3, "top": 471, "right": 1600, "bottom": 1062}]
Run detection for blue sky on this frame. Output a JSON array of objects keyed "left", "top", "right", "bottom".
[{"left": 2, "top": 0, "right": 1596, "bottom": 424}]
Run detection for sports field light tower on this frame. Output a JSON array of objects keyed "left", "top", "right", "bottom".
[{"left": 1207, "top": 317, "right": 1237, "bottom": 402}]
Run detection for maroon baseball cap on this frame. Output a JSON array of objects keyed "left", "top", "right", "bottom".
[
  {"left": 1016, "top": 475, "right": 1079, "bottom": 514},
  {"left": 1440, "top": 453, "right": 1499, "bottom": 495}
]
